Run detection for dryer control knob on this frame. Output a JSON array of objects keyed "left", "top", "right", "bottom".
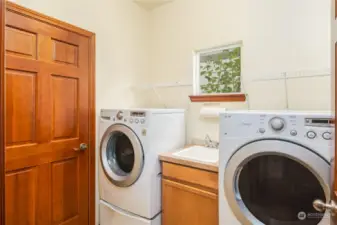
[{"left": 270, "top": 117, "right": 285, "bottom": 131}]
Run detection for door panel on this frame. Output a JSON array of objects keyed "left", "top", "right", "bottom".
[
  {"left": 51, "top": 75, "right": 78, "bottom": 139},
  {"left": 5, "top": 167, "right": 37, "bottom": 225},
  {"left": 51, "top": 158, "right": 79, "bottom": 225},
  {"left": 6, "top": 69, "right": 36, "bottom": 145},
  {"left": 5, "top": 3, "right": 92, "bottom": 225},
  {"left": 5, "top": 26, "right": 37, "bottom": 59},
  {"left": 52, "top": 39, "right": 79, "bottom": 66}
]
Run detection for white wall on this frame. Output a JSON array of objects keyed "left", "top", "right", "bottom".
[
  {"left": 7, "top": 0, "right": 150, "bottom": 224},
  {"left": 144, "top": 0, "right": 331, "bottom": 143},
  {"left": 10, "top": 0, "right": 151, "bottom": 110}
]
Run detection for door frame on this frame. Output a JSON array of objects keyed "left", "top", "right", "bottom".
[
  {"left": 0, "top": 0, "right": 4, "bottom": 224},
  {"left": 4, "top": 2, "right": 96, "bottom": 224}
]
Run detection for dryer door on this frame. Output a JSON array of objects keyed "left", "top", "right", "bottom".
[
  {"left": 100, "top": 124, "right": 144, "bottom": 187},
  {"left": 224, "top": 139, "right": 330, "bottom": 225}
]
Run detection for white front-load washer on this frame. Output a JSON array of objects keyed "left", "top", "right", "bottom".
[
  {"left": 219, "top": 111, "right": 333, "bottom": 225},
  {"left": 99, "top": 109, "right": 185, "bottom": 225}
]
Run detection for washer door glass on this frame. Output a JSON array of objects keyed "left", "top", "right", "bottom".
[
  {"left": 238, "top": 155, "right": 325, "bottom": 225},
  {"left": 106, "top": 131, "right": 135, "bottom": 174},
  {"left": 224, "top": 139, "right": 330, "bottom": 225},
  {"left": 101, "top": 124, "right": 144, "bottom": 187}
]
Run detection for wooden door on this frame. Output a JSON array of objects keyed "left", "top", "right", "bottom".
[{"left": 4, "top": 2, "right": 95, "bottom": 225}]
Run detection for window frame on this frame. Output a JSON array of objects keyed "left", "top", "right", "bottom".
[{"left": 190, "top": 41, "right": 246, "bottom": 102}]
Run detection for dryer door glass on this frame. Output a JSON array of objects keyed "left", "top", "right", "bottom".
[
  {"left": 224, "top": 140, "right": 330, "bottom": 225},
  {"left": 238, "top": 155, "right": 325, "bottom": 225},
  {"left": 101, "top": 124, "right": 144, "bottom": 187}
]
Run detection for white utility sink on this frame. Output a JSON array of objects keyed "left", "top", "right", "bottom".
[{"left": 173, "top": 146, "right": 219, "bottom": 163}]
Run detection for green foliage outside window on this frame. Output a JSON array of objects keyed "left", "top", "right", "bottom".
[{"left": 200, "top": 47, "right": 241, "bottom": 94}]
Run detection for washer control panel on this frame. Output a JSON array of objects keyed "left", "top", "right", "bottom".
[{"left": 100, "top": 110, "right": 147, "bottom": 125}]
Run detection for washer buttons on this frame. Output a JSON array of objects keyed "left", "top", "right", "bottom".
[
  {"left": 135, "top": 119, "right": 139, "bottom": 124},
  {"left": 307, "top": 131, "right": 317, "bottom": 139},
  {"left": 141, "top": 119, "right": 145, "bottom": 124},
  {"left": 322, "top": 132, "right": 332, "bottom": 140},
  {"left": 259, "top": 128, "right": 265, "bottom": 134},
  {"left": 290, "top": 130, "right": 297, "bottom": 136}
]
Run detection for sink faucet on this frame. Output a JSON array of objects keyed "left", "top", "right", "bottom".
[{"left": 204, "top": 135, "right": 219, "bottom": 149}]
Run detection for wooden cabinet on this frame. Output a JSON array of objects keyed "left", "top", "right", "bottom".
[{"left": 162, "top": 162, "right": 218, "bottom": 225}]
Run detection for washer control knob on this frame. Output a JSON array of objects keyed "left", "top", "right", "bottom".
[
  {"left": 307, "top": 131, "right": 317, "bottom": 139},
  {"left": 290, "top": 130, "right": 297, "bottom": 136},
  {"left": 270, "top": 117, "right": 285, "bottom": 131},
  {"left": 135, "top": 119, "right": 139, "bottom": 124},
  {"left": 140, "top": 119, "right": 145, "bottom": 124},
  {"left": 322, "top": 132, "right": 332, "bottom": 140},
  {"left": 259, "top": 128, "right": 265, "bottom": 134},
  {"left": 116, "top": 111, "right": 123, "bottom": 120},
  {"left": 129, "top": 118, "right": 133, "bottom": 123}
]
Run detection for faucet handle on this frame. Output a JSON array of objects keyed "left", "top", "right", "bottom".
[
  {"left": 205, "top": 134, "right": 219, "bottom": 148},
  {"left": 204, "top": 134, "right": 211, "bottom": 147}
]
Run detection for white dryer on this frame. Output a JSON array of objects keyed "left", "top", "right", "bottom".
[
  {"left": 219, "top": 111, "right": 333, "bottom": 225},
  {"left": 99, "top": 109, "right": 185, "bottom": 225}
]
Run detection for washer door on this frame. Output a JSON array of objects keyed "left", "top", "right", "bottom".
[
  {"left": 224, "top": 139, "right": 330, "bottom": 225},
  {"left": 100, "top": 124, "right": 144, "bottom": 187}
]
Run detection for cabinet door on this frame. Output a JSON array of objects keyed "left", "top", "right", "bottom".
[{"left": 162, "top": 179, "right": 218, "bottom": 225}]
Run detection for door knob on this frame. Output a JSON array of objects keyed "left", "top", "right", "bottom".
[
  {"left": 74, "top": 143, "right": 88, "bottom": 152},
  {"left": 313, "top": 199, "right": 337, "bottom": 215}
]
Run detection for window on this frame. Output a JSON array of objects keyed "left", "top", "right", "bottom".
[{"left": 190, "top": 42, "right": 245, "bottom": 102}]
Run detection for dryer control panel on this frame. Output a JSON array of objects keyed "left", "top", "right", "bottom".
[
  {"left": 305, "top": 118, "right": 334, "bottom": 127},
  {"left": 220, "top": 111, "right": 334, "bottom": 147}
]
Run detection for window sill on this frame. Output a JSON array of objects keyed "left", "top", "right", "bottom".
[{"left": 189, "top": 93, "right": 246, "bottom": 102}]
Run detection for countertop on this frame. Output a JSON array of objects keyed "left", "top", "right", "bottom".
[{"left": 159, "top": 146, "right": 219, "bottom": 173}]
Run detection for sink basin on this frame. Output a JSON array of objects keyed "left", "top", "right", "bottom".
[{"left": 173, "top": 146, "right": 219, "bottom": 163}]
